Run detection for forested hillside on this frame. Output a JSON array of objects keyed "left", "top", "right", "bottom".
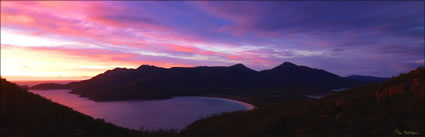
[
  {"left": 0, "top": 79, "right": 177, "bottom": 137},
  {"left": 182, "top": 68, "right": 424, "bottom": 137}
]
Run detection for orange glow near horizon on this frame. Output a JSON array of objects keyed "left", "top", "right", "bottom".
[
  {"left": 0, "top": 31, "right": 186, "bottom": 81},
  {"left": 1, "top": 43, "right": 193, "bottom": 81},
  {"left": 0, "top": 1, "right": 243, "bottom": 81},
  {"left": 1, "top": 45, "right": 193, "bottom": 81},
  {"left": 1, "top": 45, "right": 131, "bottom": 81}
]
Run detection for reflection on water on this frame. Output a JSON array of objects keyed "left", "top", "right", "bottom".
[{"left": 29, "top": 90, "right": 253, "bottom": 131}]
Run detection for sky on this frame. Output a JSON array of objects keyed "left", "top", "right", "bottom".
[{"left": 1, "top": 1, "right": 424, "bottom": 81}]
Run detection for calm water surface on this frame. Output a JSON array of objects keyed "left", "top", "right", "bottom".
[{"left": 28, "top": 89, "right": 254, "bottom": 131}]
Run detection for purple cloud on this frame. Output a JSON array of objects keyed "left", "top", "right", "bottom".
[{"left": 1, "top": 1, "right": 423, "bottom": 79}]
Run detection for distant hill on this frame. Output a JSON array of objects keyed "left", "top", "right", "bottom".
[
  {"left": 346, "top": 75, "right": 390, "bottom": 83},
  {"left": 1, "top": 79, "right": 177, "bottom": 137},
  {"left": 260, "top": 62, "right": 359, "bottom": 94},
  {"left": 181, "top": 68, "right": 424, "bottom": 137},
  {"left": 31, "top": 62, "right": 365, "bottom": 103},
  {"left": 29, "top": 83, "right": 72, "bottom": 90}
]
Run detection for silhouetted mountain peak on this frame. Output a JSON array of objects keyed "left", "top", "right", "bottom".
[
  {"left": 137, "top": 65, "right": 162, "bottom": 70},
  {"left": 230, "top": 63, "right": 247, "bottom": 69},
  {"left": 229, "top": 63, "right": 256, "bottom": 72},
  {"left": 100, "top": 67, "right": 131, "bottom": 75},
  {"left": 281, "top": 62, "right": 297, "bottom": 67},
  {"left": 272, "top": 62, "right": 298, "bottom": 70},
  {"left": 111, "top": 67, "right": 129, "bottom": 71}
]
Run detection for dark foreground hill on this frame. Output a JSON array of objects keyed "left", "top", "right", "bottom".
[
  {"left": 31, "top": 62, "right": 364, "bottom": 103},
  {"left": 181, "top": 68, "right": 424, "bottom": 137},
  {"left": 0, "top": 79, "right": 177, "bottom": 137}
]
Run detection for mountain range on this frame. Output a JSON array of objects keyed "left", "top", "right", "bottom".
[
  {"left": 5, "top": 66, "right": 423, "bottom": 137},
  {"left": 31, "top": 62, "right": 378, "bottom": 103}
]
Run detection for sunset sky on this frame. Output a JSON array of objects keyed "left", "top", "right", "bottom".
[{"left": 1, "top": 1, "right": 424, "bottom": 81}]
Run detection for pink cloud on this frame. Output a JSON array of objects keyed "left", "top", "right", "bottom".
[
  {"left": 2, "top": 44, "right": 192, "bottom": 69},
  {"left": 1, "top": 1, "right": 282, "bottom": 71},
  {"left": 1, "top": 1, "right": 167, "bottom": 42},
  {"left": 168, "top": 44, "right": 199, "bottom": 53}
]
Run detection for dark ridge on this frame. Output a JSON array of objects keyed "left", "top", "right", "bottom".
[
  {"left": 272, "top": 62, "right": 297, "bottom": 70},
  {"left": 29, "top": 83, "right": 70, "bottom": 90},
  {"left": 229, "top": 63, "right": 246, "bottom": 68},
  {"left": 137, "top": 65, "right": 162, "bottom": 70},
  {"left": 346, "top": 75, "right": 390, "bottom": 83},
  {"left": 34, "top": 62, "right": 365, "bottom": 103},
  {"left": 229, "top": 64, "right": 257, "bottom": 72}
]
